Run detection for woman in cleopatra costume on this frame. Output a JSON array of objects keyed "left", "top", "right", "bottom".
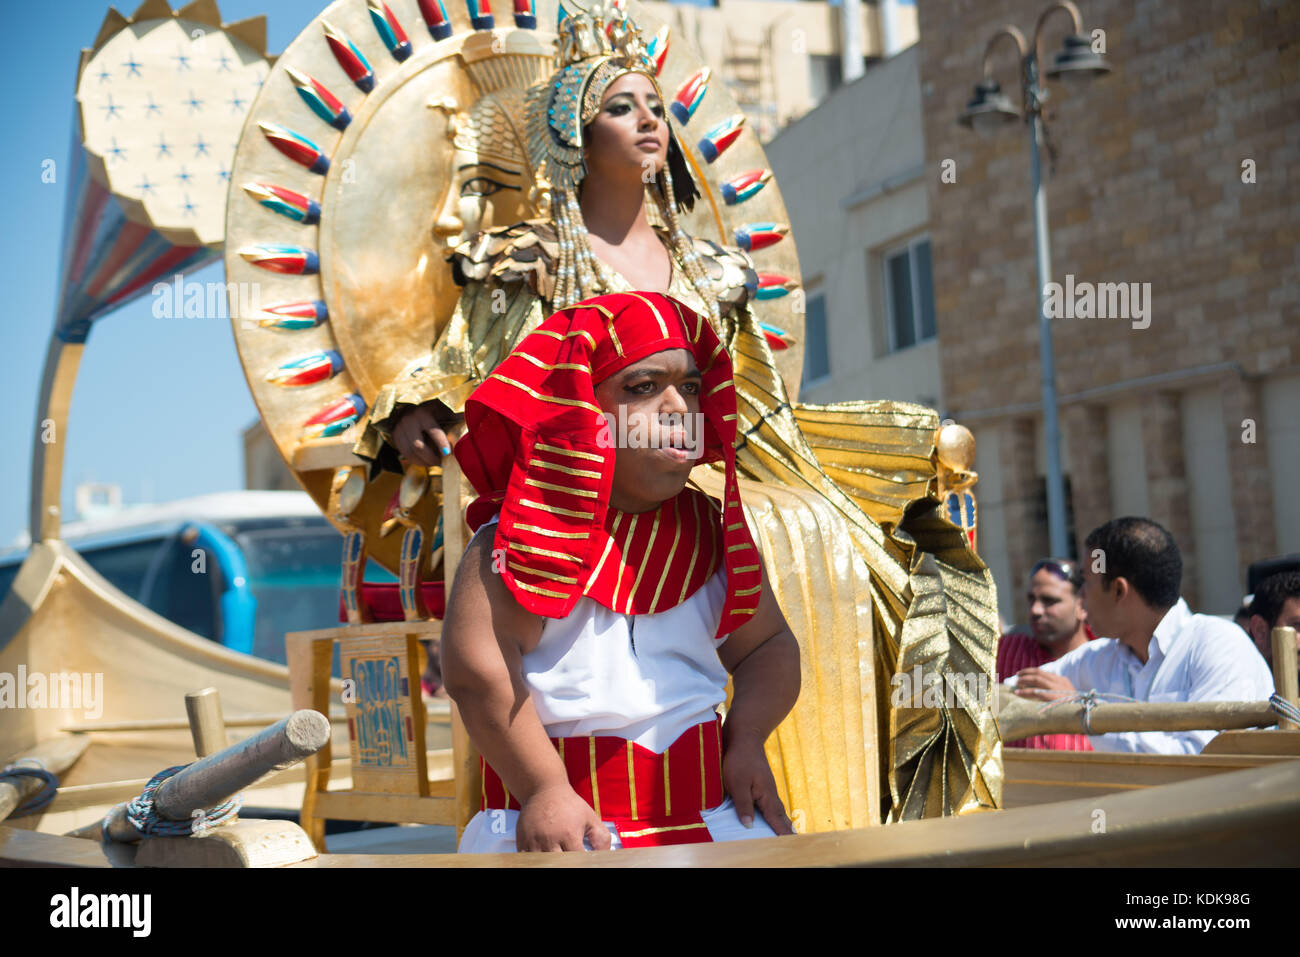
[{"left": 349, "top": 1, "right": 1002, "bottom": 823}]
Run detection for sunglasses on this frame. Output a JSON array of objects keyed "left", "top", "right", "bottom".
[{"left": 1031, "top": 558, "right": 1083, "bottom": 588}]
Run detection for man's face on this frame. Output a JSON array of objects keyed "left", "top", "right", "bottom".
[
  {"left": 1250, "top": 596, "right": 1300, "bottom": 664},
  {"left": 594, "top": 348, "right": 702, "bottom": 514},
  {"left": 1027, "top": 568, "right": 1084, "bottom": 647},
  {"left": 1079, "top": 564, "right": 1119, "bottom": 639}
]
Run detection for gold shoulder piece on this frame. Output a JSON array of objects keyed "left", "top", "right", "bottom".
[
  {"left": 682, "top": 232, "right": 757, "bottom": 317},
  {"left": 450, "top": 220, "right": 559, "bottom": 302}
]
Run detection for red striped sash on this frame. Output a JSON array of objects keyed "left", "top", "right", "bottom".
[{"left": 481, "top": 717, "right": 724, "bottom": 847}]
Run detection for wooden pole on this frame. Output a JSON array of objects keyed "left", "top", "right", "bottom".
[
  {"left": 442, "top": 435, "right": 482, "bottom": 839},
  {"left": 996, "top": 687, "right": 1278, "bottom": 741},
  {"left": 184, "top": 688, "right": 229, "bottom": 758},
  {"left": 0, "top": 735, "right": 89, "bottom": 822},
  {"left": 98, "top": 710, "right": 331, "bottom": 843},
  {"left": 1272, "top": 626, "right": 1299, "bottom": 731}
]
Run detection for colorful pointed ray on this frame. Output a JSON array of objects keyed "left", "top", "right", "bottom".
[
  {"left": 647, "top": 25, "right": 669, "bottom": 75},
  {"left": 239, "top": 243, "right": 320, "bottom": 275},
  {"left": 259, "top": 122, "right": 330, "bottom": 175},
  {"left": 284, "top": 66, "right": 351, "bottom": 131},
  {"left": 945, "top": 490, "right": 977, "bottom": 549},
  {"left": 465, "top": 0, "right": 494, "bottom": 30},
  {"left": 417, "top": 0, "right": 453, "bottom": 40},
  {"left": 266, "top": 350, "right": 345, "bottom": 386},
  {"left": 734, "top": 222, "right": 788, "bottom": 252},
  {"left": 754, "top": 273, "right": 799, "bottom": 300},
  {"left": 670, "top": 67, "right": 709, "bottom": 124},
  {"left": 697, "top": 114, "right": 745, "bottom": 163},
  {"left": 368, "top": 1, "right": 413, "bottom": 62},
  {"left": 303, "top": 393, "right": 367, "bottom": 437},
  {"left": 513, "top": 0, "right": 537, "bottom": 28},
  {"left": 243, "top": 182, "right": 321, "bottom": 224},
  {"left": 322, "top": 20, "right": 376, "bottom": 93},
  {"left": 255, "top": 299, "right": 329, "bottom": 329},
  {"left": 721, "top": 169, "right": 772, "bottom": 205},
  {"left": 759, "top": 322, "right": 794, "bottom": 352}
]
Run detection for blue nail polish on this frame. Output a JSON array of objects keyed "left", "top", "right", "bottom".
[{"left": 441, "top": 446, "right": 451, "bottom": 456}]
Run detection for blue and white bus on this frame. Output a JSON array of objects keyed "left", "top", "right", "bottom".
[{"left": 0, "top": 491, "right": 385, "bottom": 667}]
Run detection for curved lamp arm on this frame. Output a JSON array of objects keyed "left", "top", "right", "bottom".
[
  {"left": 1032, "top": 0, "right": 1086, "bottom": 69},
  {"left": 980, "top": 25, "right": 1029, "bottom": 111}
]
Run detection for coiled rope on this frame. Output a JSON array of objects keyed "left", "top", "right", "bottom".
[
  {"left": 0, "top": 758, "right": 59, "bottom": 818},
  {"left": 116, "top": 764, "right": 242, "bottom": 839}
]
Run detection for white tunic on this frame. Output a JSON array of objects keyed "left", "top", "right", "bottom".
[{"left": 458, "top": 515, "right": 779, "bottom": 852}]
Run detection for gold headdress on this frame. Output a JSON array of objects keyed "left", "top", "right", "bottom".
[{"left": 524, "top": 1, "right": 715, "bottom": 320}]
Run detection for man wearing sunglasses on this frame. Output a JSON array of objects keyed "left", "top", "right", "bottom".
[
  {"left": 1007, "top": 517, "right": 1274, "bottom": 754},
  {"left": 997, "top": 558, "right": 1097, "bottom": 750}
]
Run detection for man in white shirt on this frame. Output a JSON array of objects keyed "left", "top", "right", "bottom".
[{"left": 1009, "top": 517, "right": 1275, "bottom": 754}]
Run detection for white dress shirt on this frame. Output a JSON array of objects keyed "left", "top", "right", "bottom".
[{"left": 1009, "top": 598, "right": 1275, "bottom": 754}]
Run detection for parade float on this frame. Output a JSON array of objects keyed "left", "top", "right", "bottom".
[{"left": 2, "top": 0, "right": 1297, "bottom": 868}]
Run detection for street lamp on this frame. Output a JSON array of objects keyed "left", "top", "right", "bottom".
[{"left": 957, "top": 0, "right": 1110, "bottom": 558}]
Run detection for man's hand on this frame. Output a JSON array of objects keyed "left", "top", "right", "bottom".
[
  {"left": 722, "top": 737, "right": 794, "bottom": 835},
  {"left": 391, "top": 401, "right": 458, "bottom": 467},
  {"left": 516, "top": 783, "right": 613, "bottom": 852},
  {"left": 1013, "top": 667, "right": 1076, "bottom": 701}
]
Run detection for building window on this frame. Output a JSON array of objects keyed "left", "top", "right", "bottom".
[
  {"left": 802, "top": 293, "right": 830, "bottom": 385},
  {"left": 883, "top": 237, "right": 936, "bottom": 352}
]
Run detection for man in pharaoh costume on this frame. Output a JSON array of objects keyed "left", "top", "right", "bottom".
[{"left": 352, "top": 2, "right": 1002, "bottom": 823}]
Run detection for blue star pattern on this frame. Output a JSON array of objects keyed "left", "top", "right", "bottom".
[{"left": 88, "top": 41, "right": 269, "bottom": 229}]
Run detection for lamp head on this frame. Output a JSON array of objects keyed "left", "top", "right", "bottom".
[
  {"left": 958, "top": 78, "right": 1020, "bottom": 139},
  {"left": 1046, "top": 33, "right": 1111, "bottom": 82}
]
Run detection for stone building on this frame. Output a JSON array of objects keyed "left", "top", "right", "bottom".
[
  {"left": 915, "top": 0, "right": 1298, "bottom": 617},
  {"left": 765, "top": 44, "right": 940, "bottom": 410}
]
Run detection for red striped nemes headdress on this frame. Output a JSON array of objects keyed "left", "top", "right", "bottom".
[{"left": 453, "top": 291, "right": 761, "bottom": 638}]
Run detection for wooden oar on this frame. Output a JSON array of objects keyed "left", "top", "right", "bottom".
[
  {"left": 77, "top": 709, "right": 330, "bottom": 843},
  {"left": 0, "top": 735, "right": 90, "bottom": 822},
  {"left": 995, "top": 686, "right": 1279, "bottom": 741}
]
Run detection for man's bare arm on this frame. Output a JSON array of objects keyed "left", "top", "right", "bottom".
[
  {"left": 715, "top": 560, "right": 800, "bottom": 833},
  {"left": 440, "top": 533, "right": 611, "bottom": 851}
]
